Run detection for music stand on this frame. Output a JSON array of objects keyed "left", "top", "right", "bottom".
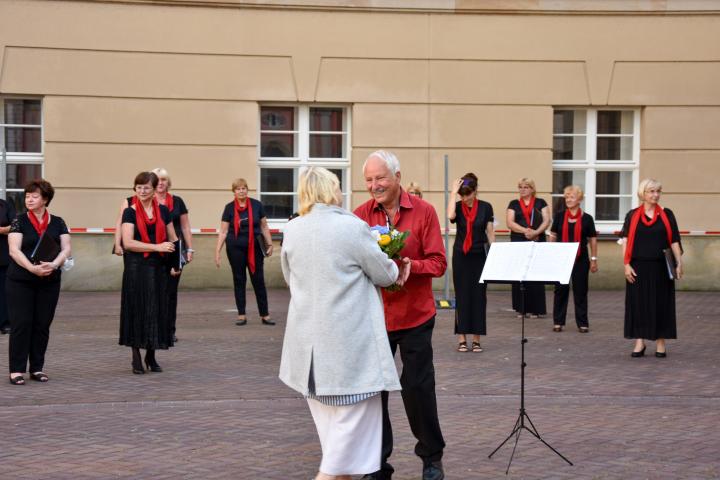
[{"left": 480, "top": 242, "right": 578, "bottom": 474}]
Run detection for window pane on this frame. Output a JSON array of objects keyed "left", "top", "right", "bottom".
[
  {"left": 596, "top": 136, "right": 633, "bottom": 161},
  {"left": 5, "top": 191, "right": 26, "bottom": 214},
  {"left": 595, "top": 197, "right": 619, "bottom": 221},
  {"left": 260, "top": 106, "right": 295, "bottom": 131},
  {"left": 260, "top": 168, "right": 294, "bottom": 192},
  {"left": 597, "top": 110, "right": 633, "bottom": 135},
  {"left": 552, "top": 170, "right": 585, "bottom": 212},
  {"left": 260, "top": 133, "right": 295, "bottom": 158},
  {"left": 310, "top": 134, "right": 343, "bottom": 158},
  {"left": 552, "top": 136, "right": 586, "bottom": 160},
  {"left": 260, "top": 194, "right": 294, "bottom": 219},
  {"left": 553, "top": 110, "right": 586, "bottom": 135},
  {"left": 3, "top": 99, "right": 41, "bottom": 125},
  {"left": 3, "top": 127, "right": 41, "bottom": 153},
  {"left": 310, "top": 108, "right": 343, "bottom": 132},
  {"left": 596, "top": 171, "right": 632, "bottom": 195},
  {"left": 6, "top": 164, "right": 42, "bottom": 189},
  {"left": 328, "top": 168, "right": 344, "bottom": 191}
]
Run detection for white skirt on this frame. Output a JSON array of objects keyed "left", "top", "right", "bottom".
[{"left": 306, "top": 395, "right": 382, "bottom": 475}]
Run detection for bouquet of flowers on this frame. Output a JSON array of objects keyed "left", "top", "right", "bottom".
[{"left": 370, "top": 225, "right": 410, "bottom": 292}]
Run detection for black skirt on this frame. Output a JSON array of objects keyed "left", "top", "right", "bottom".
[
  {"left": 453, "top": 249, "right": 487, "bottom": 335},
  {"left": 119, "top": 255, "right": 173, "bottom": 349},
  {"left": 624, "top": 259, "right": 677, "bottom": 340}
]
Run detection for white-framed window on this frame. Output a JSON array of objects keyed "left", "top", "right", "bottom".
[
  {"left": 0, "top": 97, "right": 44, "bottom": 213},
  {"left": 552, "top": 108, "right": 640, "bottom": 232},
  {"left": 258, "top": 104, "right": 350, "bottom": 223}
]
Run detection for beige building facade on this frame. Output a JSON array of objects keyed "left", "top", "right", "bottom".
[{"left": 1, "top": 0, "right": 719, "bottom": 290}]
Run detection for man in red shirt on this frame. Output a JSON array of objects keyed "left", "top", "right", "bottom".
[{"left": 355, "top": 151, "right": 446, "bottom": 480}]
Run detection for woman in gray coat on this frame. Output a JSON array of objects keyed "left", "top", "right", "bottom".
[{"left": 280, "top": 167, "right": 407, "bottom": 480}]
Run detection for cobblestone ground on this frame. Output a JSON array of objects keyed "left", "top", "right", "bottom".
[{"left": 0, "top": 289, "right": 718, "bottom": 479}]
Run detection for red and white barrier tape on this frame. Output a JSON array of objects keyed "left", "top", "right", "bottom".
[{"left": 69, "top": 227, "right": 719, "bottom": 236}]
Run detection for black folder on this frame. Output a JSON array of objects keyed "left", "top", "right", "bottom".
[
  {"left": 30, "top": 232, "right": 61, "bottom": 264},
  {"left": 256, "top": 234, "right": 270, "bottom": 257},
  {"left": 663, "top": 248, "right": 678, "bottom": 280},
  {"left": 166, "top": 239, "right": 188, "bottom": 271}
]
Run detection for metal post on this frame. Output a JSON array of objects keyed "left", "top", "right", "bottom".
[
  {"left": 443, "top": 154, "right": 450, "bottom": 302},
  {"left": 0, "top": 147, "right": 6, "bottom": 200}
]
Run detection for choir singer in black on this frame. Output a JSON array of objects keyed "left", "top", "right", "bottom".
[{"left": 549, "top": 185, "right": 597, "bottom": 333}]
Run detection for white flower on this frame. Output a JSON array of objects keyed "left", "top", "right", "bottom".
[
  {"left": 391, "top": 230, "right": 400, "bottom": 238},
  {"left": 370, "top": 230, "right": 381, "bottom": 241}
]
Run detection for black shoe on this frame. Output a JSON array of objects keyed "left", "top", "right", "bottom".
[
  {"left": 422, "top": 461, "right": 444, "bottom": 480},
  {"left": 173, "top": 335, "right": 178, "bottom": 343},
  {"left": 655, "top": 350, "right": 667, "bottom": 358},
  {"left": 578, "top": 326, "right": 589, "bottom": 333},
  {"left": 261, "top": 317, "right": 276, "bottom": 326},
  {"left": 0, "top": 326, "right": 10, "bottom": 335},
  {"left": 145, "top": 350, "right": 163, "bottom": 372},
  {"left": 631, "top": 346, "right": 646, "bottom": 358},
  {"left": 236, "top": 318, "right": 247, "bottom": 326},
  {"left": 361, "top": 473, "right": 389, "bottom": 480},
  {"left": 132, "top": 348, "right": 145, "bottom": 374}
]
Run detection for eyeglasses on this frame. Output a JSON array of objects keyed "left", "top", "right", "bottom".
[{"left": 135, "top": 186, "right": 154, "bottom": 192}]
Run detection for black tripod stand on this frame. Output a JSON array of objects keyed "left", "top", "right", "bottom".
[{"left": 488, "top": 281, "right": 573, "bottom": 474}]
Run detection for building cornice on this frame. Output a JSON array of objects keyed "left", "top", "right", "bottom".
[{"left": 44, "top": 0, "right": 720, "bottom": 15}]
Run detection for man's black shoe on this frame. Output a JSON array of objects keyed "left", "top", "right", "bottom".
[
  {"left": 422, "top": 461, "right": 444, "bottom": 480},
  {"left": 0, "top": 326, "right": 10, "bottom": 335},
  {"left": 361, "top": 472, "right": 389, "bottom": 480}
]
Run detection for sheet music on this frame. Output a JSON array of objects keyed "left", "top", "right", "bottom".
[{"left": 480, "top": 241, "right": 579, "bottom": 284}]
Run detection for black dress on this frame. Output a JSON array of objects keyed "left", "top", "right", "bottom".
[
  {"left": 119, "top": 205, "right": 173, "bottom": 350},
  {"left": 508, "top": 197, "right": 548, "bottom": 315},
  {"left": 451, "top": 200, "right": 494, "bottom": 335},
  {"left": 550, "top": 211, "right": 597, "bottom": 328},
  {"left": 221, "top": 198, "right": 269, "bottom": 317},
  {"left": 164, "top": 195, "right": 189, "bottom": 338},
  {"left": 622, "top": 208, "right": 680, "bottom": 340},
  {"left": 0, "top": 199, "right": 16, "bottom": 331}
]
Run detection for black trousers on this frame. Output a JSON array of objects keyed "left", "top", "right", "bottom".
[
  {"left": 7, "top": 277, "right": 61, "bottom": 373},
  {"left": 226, "top": 245, "right": 268, "bottom": 317},
  {"left": 378, "top": 317, "right": 445, "bottom": 477},
  {"left": 553, "top": 259, "right": 590, "bottom": 328},
  {"left": 167, "top": 272, "right": 181, "bottom": 337},
  {"left": 0, "top": 266, "right": 8, "bottom": 330}
]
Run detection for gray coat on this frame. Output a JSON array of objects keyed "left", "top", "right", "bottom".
[{"left": 279, "top": 204, "right": 401, "bottom": 396}]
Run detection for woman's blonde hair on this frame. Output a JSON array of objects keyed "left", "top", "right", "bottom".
[
  {"left": 298, "top": 167, "right": 340, "bottom": 215},
  {"left": 231, "top": 178, "right": 248, "bottom": 192},
  {"left": 563, "top": 185, "right": 584, "bottom": 201},
  {"left": 151, "top": 167, "right": 171, "bottom": 188},
  {"left": 406, "top": 181, "right": 423, "bottom": 198},
  {"left": 518, "top": 177, "right": 536, "bottom": 193},
  {"left": 637, "top": 178, "right": 662, "bottom": 200}
]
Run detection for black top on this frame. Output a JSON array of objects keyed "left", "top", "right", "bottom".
[
  {"left": 621, "top": 207, "right": 680, "bottom": 261},
  {"left": 451, "top": 200, "right": 494, "bottom": 254},
  {"left": 0, "top": 199, "right": 17, "bottom": 267},
  {"left": 550, "top": 210, "right": 597, "bottom": 261},
  {"left": 121, "top": 204, "right": 172, "bottom": 261},
  {"left": 507, "top": 197, "right": 548, "bottom": 242},
  {"left": 164, "top": 195, "right": 188, "bottom": 244},
  {"left": 221, "top": 198, "right": 266, "bottom": 248},
  {"left": 7, "top": 213, "right": 69, "bottom": 282}
]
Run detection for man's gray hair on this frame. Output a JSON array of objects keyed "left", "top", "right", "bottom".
[{"left": 364, "top": 150, "right": 401, "bottom": 175}]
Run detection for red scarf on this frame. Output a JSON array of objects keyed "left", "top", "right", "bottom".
[
  {"left": 461, "top": 198, "right": 478, "bottom": 254},
  {"left": 234, "top": 198, "right": 256, "bottom": 274},
  {"left": 519, "top": 196, "right": 535, "bottom": 227},
  {"left": 133, "top": 196, "right": 167, "bottom": 258},
  {"left": 28, "top": 210, "right": 49, "bottom": 236},
  {"left": 157, "top": 192, "right": 174, "bottom": 213},
  {"left": 624, "top": 204, "right": 673, "bottom": 265},
  {"left": 561, "top": 208, "right": 583, "bottom": 258}
]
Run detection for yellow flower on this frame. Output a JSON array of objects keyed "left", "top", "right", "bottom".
[{"left": 379, "top": 234, "right": 392, "bottom": 246}]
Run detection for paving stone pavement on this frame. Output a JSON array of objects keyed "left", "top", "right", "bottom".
[{"left": 0, "top": 289, "right": 718, "bottom": 479}]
